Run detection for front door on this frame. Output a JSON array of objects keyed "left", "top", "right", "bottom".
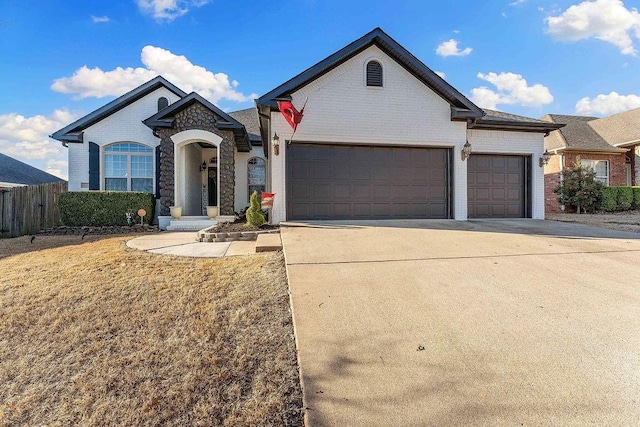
[{"left": 208, "top": 167, "right": 218, "bottom": 206}]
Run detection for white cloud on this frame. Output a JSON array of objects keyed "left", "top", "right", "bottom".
[
  {"left": 575, "top": 91, "right": 640, "bottom": 115},
  {"left": 51, "top": 45, "right": 257, "bottom": 103},
  {"left": 0, "top": 109, "right": 80, "bottom": 180},
  {"left": 510, "top": 0, "right": 527, "bottom": 5},
  {"left": 545, "top": 0, "right": 640, "bottom": 55},
  {"left": 470, "top": 72, "right": 554, "bottom": 109},
  {"left": 435, "top": 39, "right": 473, "bottom": 57},
  {"left": 91, "top": 15, "right": 110, "bottom": 23},
  {"left": 136, "top": 0, "right": 210, "bottom": 22},
  {"left": 435, "top": 71, "right": 446, "bottom": 79}
]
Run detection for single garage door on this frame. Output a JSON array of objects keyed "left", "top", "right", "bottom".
[
  {"left": 467, "top": 154, "right": 531, "bottom": 218},
  {"left": 287, "top": 144, "right": 451, "bottom": 220}
]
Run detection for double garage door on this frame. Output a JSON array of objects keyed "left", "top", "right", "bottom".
[{"left": 286, "top": 144, "right": 529, "bottom": 220}]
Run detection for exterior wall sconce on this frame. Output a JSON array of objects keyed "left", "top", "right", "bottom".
[
  {"left": 272, "top": 132, "right": 280, "bottom": 156},
  {"left": 461, "top": 141, "right": 472, "bottom": 161},
  {"left": 539, "top": 150, "right": 551, "bottom": 167},
  {"left": 200, "top": 161, "right": 207, "bottom": 172}
]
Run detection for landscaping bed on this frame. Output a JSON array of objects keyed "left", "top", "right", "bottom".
[
  {"left": 38, "top": 224, "right": 159, "bottom": 236},
  {"left": 198, "top": 221, "right": 279, "bottom": 243},
  {"left": 547, "top": 210, "right": 640, "bottom": 234}
]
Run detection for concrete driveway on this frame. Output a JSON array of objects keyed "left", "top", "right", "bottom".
[{"left": 281, "top": 220, "right": 640, "bottom": 426}]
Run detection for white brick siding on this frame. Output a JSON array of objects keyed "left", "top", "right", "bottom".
[
  {"left": 268, "top": 45, "right": 546, "bottom": 222},
  {"left": 67, "top": 87, "right": 181, "bottom": 191}
]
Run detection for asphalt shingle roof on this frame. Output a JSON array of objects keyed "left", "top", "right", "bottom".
[
  {"left": 541, "top": 114, "right": 622, "bottom": 152},
  {"left": 482, "top": 109, "right": 554, "bottom": 125},
  {"left": 588, "top": 107, "right": 640, "bottom": 147},
  {"left": 228, "top": 107, "right": 261, "bottom": 144},
  {"left": 0, "top": 153, "right": 65, "bottom": 186}
]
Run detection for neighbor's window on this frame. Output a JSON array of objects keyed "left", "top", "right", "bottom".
[
  {"left": 366, "top": 60, "right": 383, "bottom": 87},
  {"left": 582, "top": 159, "right": 609, "bottom": 186},
  {"left": 247, "top": 157, "right": 266, "bottom": 201},
  {"left": 104, "top": 142, "right": 154, "bottom": 193}
]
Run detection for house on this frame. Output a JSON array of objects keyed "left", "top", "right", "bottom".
[
  {"left": 0, "top": 152, "right": 64, "bottom": 189},
  {"left": 542, "top": 109, "right": 640, "bottom": 212},
  {"left": 52, "top": 28, "right": 561, "bottom": 229}
]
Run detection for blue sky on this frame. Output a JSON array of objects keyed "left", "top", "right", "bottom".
[{"left": 1, "top": 0, "right": 639, "bottom": 179}]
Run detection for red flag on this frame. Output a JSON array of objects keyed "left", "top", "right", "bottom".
[
  {"left": 277, "top": 100, "right": 305, "bottom": 132},
  {"left": 261, "top": 192, "right": 275, "bottom": 209}
]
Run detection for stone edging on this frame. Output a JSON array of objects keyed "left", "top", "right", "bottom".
[{"left": 196, "top": 227, "right": 279, "bottom": 243}]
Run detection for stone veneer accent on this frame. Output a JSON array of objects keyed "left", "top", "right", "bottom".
[{"left": 156, "top": 102, "right": 236, "bottom": 216}]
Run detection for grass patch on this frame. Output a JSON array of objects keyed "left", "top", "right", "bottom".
[{"left": 0, "top": 236, "right": 302, "bottom": 426}]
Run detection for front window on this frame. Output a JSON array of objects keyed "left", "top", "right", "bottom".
[
  {"left": 582, "top": 159, "right": 609, "bottom": 186},
  {"left": 247, "top": 157, "right": 266, "bottom": 201},
  {"left": 104, "top": 142, "right": 153, "bottom": 193}
]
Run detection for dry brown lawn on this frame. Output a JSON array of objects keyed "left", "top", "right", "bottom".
[
  {"left": 0, "top": 235, "right": 303, "bottom": 426},
  {"left": 547, "top": 210, "right": 640, "bottom": 234}
]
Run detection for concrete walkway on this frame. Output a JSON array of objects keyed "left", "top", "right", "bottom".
[
  {"left": 281, "top": 219, "right": 640, "bottom": 426},
  {"left": 126, "top": 232, "right": 256, "bottom": 257}
]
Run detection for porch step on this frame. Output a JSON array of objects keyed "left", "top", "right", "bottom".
[{"left": 166, "top": 216, "right": 218, "bottom": 231}]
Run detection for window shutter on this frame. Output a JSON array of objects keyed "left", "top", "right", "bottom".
[
  {"left": 155, "top": 145, "right": 161, "bottom": 199},
  {"left": 89, "top": 142, "right": 100, "bottom": 190},
  {"left": 366, "top": 61, "right": 383, "bottom": 87}
]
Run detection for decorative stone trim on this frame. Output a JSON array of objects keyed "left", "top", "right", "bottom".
[{"left": 196, "top": 227, "right": 279, "bottom": 243}]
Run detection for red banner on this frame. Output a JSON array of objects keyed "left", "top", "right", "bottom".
[{"left": 261, "top": 192, "right": 275, "bottom": 209}]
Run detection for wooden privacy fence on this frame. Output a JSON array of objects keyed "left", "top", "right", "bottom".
[{"left": 0, "top": 181, "right": 67, "bottom": 237}]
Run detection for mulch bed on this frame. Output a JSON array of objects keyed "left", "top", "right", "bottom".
[
  {"left": 38, "top": 224, "right": 159, "bottom": 236},
  {"left": 207, "top": 220, "right": 278, "bottom": 234}
]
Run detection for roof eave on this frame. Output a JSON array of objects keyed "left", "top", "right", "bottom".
[
  {"left": 551, "top": 147, "right": 628, "bottom": 154},
  {"left": 472, "top": 121, "right": 564, "bottom": 134},
  {"left": 51, "top": 76, "right": 187, "bottom": 140}
]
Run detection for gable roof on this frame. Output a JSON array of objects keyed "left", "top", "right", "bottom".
[
  {"left": 0, "top": 153, "right": 64, "bottom": 186},
  {"left": 542, "top": 114, "right": 627, "bottom": 153},
  {"left": 143, "top": 92, "right": 252, "bottom": 152},
  {"left": 257, "top": 28, "right": 482, "bottom": 117},
  {"left": 228, "top": 107, "right": 262, "bottom": 145},
  {"left": 588, "top": 107, "right": 640, "bottom": 147},
  {"left": 51, "top": 76, "right": 187, "bottom": 144}
]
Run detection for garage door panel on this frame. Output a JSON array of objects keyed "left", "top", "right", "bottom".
[
  {"left": 468, "top": 154, "right": 528, "bottom": 218},
  {"left": 287, "top": 144, "right": 450, "bottom": 220}
]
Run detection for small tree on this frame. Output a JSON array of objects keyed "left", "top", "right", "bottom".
[
  {"left": 246, "top": 190, "right": 266, "bottom": 227},
  {"left": 553, "top": 158, "right": 603, "bottom": 214}
]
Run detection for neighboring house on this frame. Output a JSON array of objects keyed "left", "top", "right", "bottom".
[
  {"left": 52, "top": 28, "right": 561, "bottom": 228},
  {"left": 0, "top": 152, "right": 64, "bottom": 189},
  {"left": 542, "top": 110, "right": 640, "bottom": 212}
]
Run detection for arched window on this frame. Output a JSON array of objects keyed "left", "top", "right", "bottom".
[
  {"left": 247, "top": 157, "right": 266, "bottom": 201},
  {"left": 157, "top": 97, "right": 169, "bottom": 111},
  {"left": 104, "top": 142, "right": 154, "bottom": 193},
  {"left": 366, "top": 60, "right": 383, "bottom": 87}
]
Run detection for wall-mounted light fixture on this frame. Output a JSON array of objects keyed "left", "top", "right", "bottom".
[
  {"left": 461, "top": 141, "right": 472, "bottom": 161},
  {"left": 539, "top": 150, "right": 551, "bottom": 167},
  {"left": 200, "top": 161, "right": 207, "bottom": 172},
  {"left": 273, "top": 132, "right": 280, "bottom": 156}
]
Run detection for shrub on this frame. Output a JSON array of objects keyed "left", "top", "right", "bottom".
[
  {"left": 245, "top": 191, "right": 266, "bottom": 227},
  {"left": 58, "top": 191, "right": 155, "bottom": 226},
  {"left": 600, "top": 187, "right": 618, "bottom": 212},
  {"left": 617, "top": 186, "right": 633, "bottom": 211},
  {"left": 553, "top": 158, "right": 603, "bottom": 213},
  {"left": 633, "top": 187, "right": 640, "bottom": 209}
]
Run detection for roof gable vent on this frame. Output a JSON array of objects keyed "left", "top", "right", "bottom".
[{"left": 366, "top": 60, "right": 383, "bottom": 87}]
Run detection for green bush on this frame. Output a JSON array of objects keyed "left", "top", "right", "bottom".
[
  {"left": 58, "top": 191, "right": 155, "bottom": 226},
  {"left": 617, "top": 186, "right": 634, "bottom": 211},
  {"left": 633, "top": 187, "right": 640, "bottom": 209},
  {"left": 600, "top": 187, "right": 618, "bottom": 212},
  {"left": 553, "top": 158, "right": 603, "bottom": 213}
]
